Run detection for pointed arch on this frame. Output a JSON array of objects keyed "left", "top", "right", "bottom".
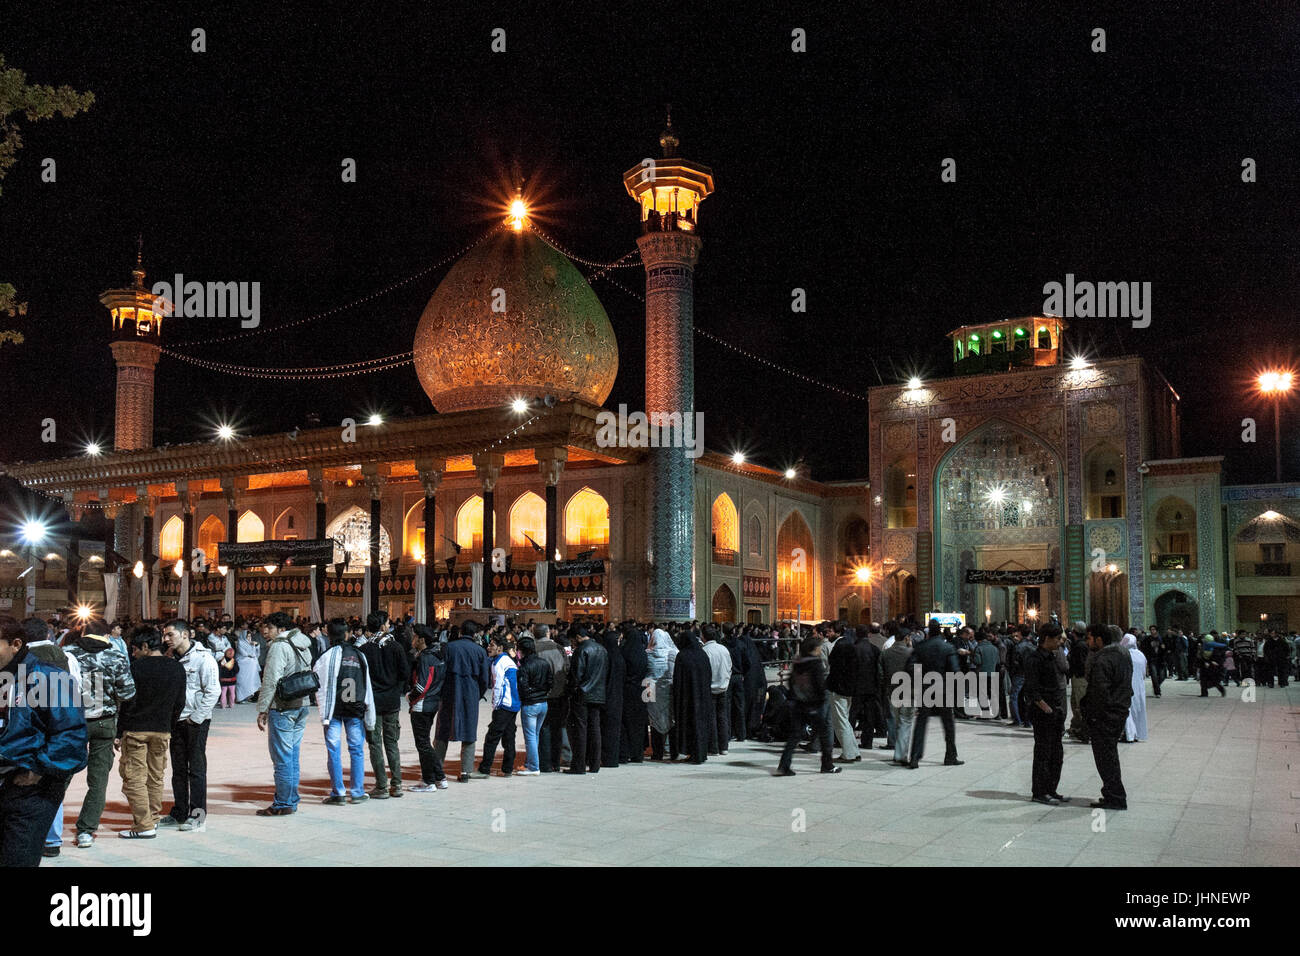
[
  {"left": 711, "top": 583, "right": 737, "bottom": 623},
  {"left": 564, "top": 487, "right": 609, "bottom": 557},
  {"left": 711, "top": 493, "right": 738, "bottom": 564},
  {"left": 455, "top": 495, "right": 486, "bottom": 553},
  {"left": 196, "top": 515, "right": 225, "bottom": 561},
  {"left": 404, "top": 498, "right": 441, "bottom": 561},
  {"left": 272, "top": 507, "right": 302, "bottom": 540},
  {"left": 237, "top": 511, "right": 265, "bottom": 544},
  {"left": 326, "top": 506, "right": 391, "bottom": 572},
  {"left": 1152, "top": 496, "right": 1197, "bottom": 569},
  {"left": 509, "top": 491, "right": 547, "bottom": 562},
  {"left": 158, "top": 515, "right": 184, "bottom": 563},
  {"left": 776, "top": 509, "right": 815, "bottom": 619}
]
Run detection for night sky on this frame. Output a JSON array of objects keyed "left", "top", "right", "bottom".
[{"left": 2, "top": 2, "right": 1298, "bottom": 486}]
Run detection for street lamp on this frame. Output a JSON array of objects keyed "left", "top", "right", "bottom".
[{"left": 1257, "top": 370, "right": 1293, "bottom": 482}]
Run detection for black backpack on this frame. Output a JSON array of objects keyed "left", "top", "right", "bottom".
[{"left": 334, "top": 644, "right": 369, "bottom": 719}]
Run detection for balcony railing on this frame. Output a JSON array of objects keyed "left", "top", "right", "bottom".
[
  {"left": 1236, "top": 561, "right": 1293, "bottom": 577},
  {"left": 641, "top": 210, "right": 698, "bottom": 235},
  {"left": 712, "top": 547, "right": 737, "bottom": 567}
]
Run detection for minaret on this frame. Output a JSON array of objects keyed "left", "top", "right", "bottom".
[
  {"left": 623, "top": 111, "right": 715, "bottom": 620},
  {"left": 99, "top": 239, "right": 163, "bottom": 451}
]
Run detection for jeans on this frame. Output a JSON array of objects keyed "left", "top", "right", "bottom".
[
  {"left": 410, "top": 708, "right": 444, "bottom": 784},
  {"left": 479, "top": 708, "right": 519, "bottom": 775},
  {"left": 540, "top": 696, "right": 567, "bottom": 771},
  {"left": 0, "top": 774, "right": 69, "bottom": 867},
  {"left": 45, "top": 800, "right": 63, "bottom": 847},
  {"left": 520, "top": 702, "right": 548, "bottom": 772},
  {"left": 1008, "top": 675, "right": 1025, "bottom": 725},
  {"left": 76, "top": 715, "right": 118, "bottom": 835},
  {"left": 891, "top": 702, "right": 915, "bottom": 763},
  {"left": 324, "top": 717, "right": 366, "bottom": 797},
  {"left": 778, "top": 701, "right": 834, "bottom": 772},
  {"left": 268, "top": 706, "right": 308, "bottom": 810},
  {"left": 828, "top": 691, "right": 859, "bottom": 759},
  {"left": 166, "top": 718, "right": 210, "bottom": 824},
  {"left": 119, "top": 731, "right": 170, "bottom": 832},
  {"left": 367, "top": 711, "right": 402, "bottom": 790}
]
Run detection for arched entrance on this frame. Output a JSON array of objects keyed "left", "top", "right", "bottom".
[
  {"left": 934, "top": 419, "right": 1064, "bottom": 623},
  {"left": 887, "top": 568, "right": 917, "bottom": 622},
  {"left": 1154, "top": 589, "right": 1199, "bottom": 632},
  {"left": 711, "top": 583, "right": 737, "bottom": 623}
]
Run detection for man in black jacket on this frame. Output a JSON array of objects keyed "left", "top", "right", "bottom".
[
  {"left": 359, "top": 612, "right": 409, "bottom": 798},
  {"left": 851, "top": 631, "right": 886, "bottom": 750},
  {"left": 1081, "top": 622, "right": 1132, "bottom": 810},
  {"left": 516, "top": 635, "right": 553, "bottom": 775},
  {"left": 907, "top": 624, "right": 964, "bottom": 768},
  {"left": 826, "top": 627, "right": 860, "bottom": 762},
  {"left": 1023, "top": 623, "right": 1068, "bottom": 804},
  {"left": 776, "top": 635, "right": 841, "bottom": 776},
  {"left": 531, "top": 624, "right": 568, "bottom": 772},
  {"left": 565, "top": 625, "right": 607, "bottom": 774},
  {"left": 407, "top": 625, "right": 446, "bottom": 792}
]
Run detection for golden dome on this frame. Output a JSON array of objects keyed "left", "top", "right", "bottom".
[{"left": 413, "top": 229, "right": 619, "bottom": 412}]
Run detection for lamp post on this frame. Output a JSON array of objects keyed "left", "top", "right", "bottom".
[{"left": 1257, "top": 371, "right": 1293, "bottom": 483}]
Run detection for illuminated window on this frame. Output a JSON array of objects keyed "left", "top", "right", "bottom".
[
  {"left": 197, "top": 515, "right": 225, "bottom": 559},
  {"left": 711, "top": 494, "right": 738, "bottom": 564},
  {"left": 776, "top": 510, "right": 815, "bottom": 619},
  {"left": 404, "top": 499, "right": 439, "bottom": 560},
  {"left": 711, "top": 583, "right": 737, "bottom": 623},
  {"left": 509, "top": 491, "right": 546, "bottom": 562},
  {"left": 456, "top": 495, "right": 488, "bottom": 553},
  {"left": 564, "top": 488, "right": 609, "bottom": 557},
  {"left": 326, "top": 506, "right": 391, "bottom": 572},
  {"left": 237, "top": 511, "right": 265, "bottom": 543},
  {"left": 158, "top": 516, "right": 183, "bottom": 563}
]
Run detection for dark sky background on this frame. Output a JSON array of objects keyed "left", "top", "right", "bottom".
[{"left": 2, "top": 1, "right": 1298, "bottom": 486}]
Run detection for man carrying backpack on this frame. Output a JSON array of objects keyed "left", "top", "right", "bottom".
[
  {"left": 313, "top": 618, "right": 376, "bottom": 804},
  {"left": 255, "top": 612, "right": 316, "bottom": 816}
]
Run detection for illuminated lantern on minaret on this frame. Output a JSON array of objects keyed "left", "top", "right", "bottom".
[
  {"left": 624, "top": 111, "right": 714, "bottom": 620},
  {"left": 99, "top": 240, "right": 164, "bottom": 451}
]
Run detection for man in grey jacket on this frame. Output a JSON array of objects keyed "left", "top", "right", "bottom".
[
  {"left": 255, "top": 612, "right": 315, "bottom": 816},
  {"left": 160, "top": 620, "right": 220, "bottom": 832}
]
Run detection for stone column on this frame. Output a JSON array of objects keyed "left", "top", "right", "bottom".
[
  {"left": 178, "top": 480, "right": 195, "bottom": 616},
  {"left": 110, "top": 339, "right": 161, "bottom": 451},
  {"left": 637, "top": 229, "right": 701, "bottom": 620},
  {"left": 102, "top": 498, "right": 120, "bottom": 621},
  {"left": 221, "top": 477, "right": 245, "bottom": 616},
  {"left": 361, "top": 464, "right": 388, "bottom": 614},
  {"left": 63, "top": 493, "right": 80, "bottom": 610},
  {"left": 138, "top": 484, "right": 156, "bottom": 619},
  {"left": 416, "top": 458, "right": 446, "bottom": 622},
  {"left": 536, "top": 446, "right": 567, "bottom": 611},
  {"left": 473, "top": 453, "right": 504, "bottom": 610},
  {"left": 309, "top": 468, "right": 328, "bottom": 618}
]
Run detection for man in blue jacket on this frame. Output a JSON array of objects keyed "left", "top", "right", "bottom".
[
  {"left": 434, "top": 621, "right": 490, "bottom": 783},
  {"left": 0, "top": 615, "right": 89, "bottom": 866}
]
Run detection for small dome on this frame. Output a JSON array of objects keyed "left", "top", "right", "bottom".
[{"left": 413, "top": 229, "right": 619, "bottom": 412}]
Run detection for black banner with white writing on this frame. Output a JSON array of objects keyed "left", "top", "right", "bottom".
[
  {"left": 964, "top": 568, "right": 1055, "bottom": 585},
  {"left": 216, "top": 538, "right": 334, "bottom": 568}
]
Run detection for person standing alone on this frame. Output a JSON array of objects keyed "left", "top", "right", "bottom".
[
  {"left": 1023, "top": 623, "right": 1069, "bottom": 805},
  {"left": 161, "top": 620, "right": 219, "bottom": 832}
]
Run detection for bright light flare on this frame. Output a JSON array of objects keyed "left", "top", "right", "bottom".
[
  {"left": 132, "top": 560, "right": 144, "bottom": 579},
  {"left": 85, "top": 442, "right": 102, "bottom": 457},
  {"left": 854, "top": 566, "right": 872, "bottom": 583},
  {"left": 74, "top": 603, "right": 95, "bottom": 621},
  {"left": 731, "top": 451, "right": 745, "bottom": 465},
  {"left": 264, "top": 564, "right": 278, "bottom": 575},
  {"left": 985, "top": 484, "right": 1007, "bottom": 506},
  {"left": 508, "top": 196, "right": 529, "bottom": 231},
  {"left": 1070, "top": 354, "right": 1091, "bottom": 371},
  {"left": 511, "top": 398, "right": 528, "bottom": 414},
  {"left": 173, "top": 559, "right": 184, "bottom": 578},
  {"left": 20, "top": 520, "right": 47, "bottom": 545},
  {"left": 1258, "top": 370, "right": 1294, "bottom": 394},
  {"left": 216, "top": 424, "right": 235, "bottom": 441},
  {"left": 784, "top": 467, "right": 797, "bottom": 479},
  {"left": 906, "top": 376, "right": 922, "bottom": 390},
  {"left": 367, "top": 414, "right": 383, "bottom": 426}
]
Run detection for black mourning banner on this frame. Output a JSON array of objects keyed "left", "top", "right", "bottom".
[
  {"left": 965, "top": 568, "right": 1056, "bottom": 585},
  {"left": 555, "top": 559, "right": 607, "bottom": 577},
  {"left": 217, "top": 538, "right": 334, "bottom": 568}
]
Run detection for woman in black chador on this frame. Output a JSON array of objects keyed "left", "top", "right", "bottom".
[
  {"left": 670, "top": 628, "right": 714, "bottom": 764},
  {"left": 598, "top": 627, "right": 625, "bottom": 768},
  {"left": 620, "top": 625, "right": 649, "bottom": 762}
]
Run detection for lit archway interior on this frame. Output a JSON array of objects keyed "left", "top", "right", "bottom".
[
  {"left": 509, "top": 491, "right": 546, "bottom": 561},
  {"left": 158, "top": 516, "right": 183, "bottom": 563},
  {"left": 196, "top": 515, "right": 225, "bottom": 562},
  {"left": 711, "top": 493, "right": 738, "bottom": 562},
  {"left": 565, "top": 488, "right": 609, "bottom": 556},
  {"left": 776, "top": 509, "right": 815, "bottom": 619},
  {"left": 455, "top": 495, "right": 486, "bottom": 553},
  {"left": 326, "top": 506, "right": 391, "bottom": 572}
]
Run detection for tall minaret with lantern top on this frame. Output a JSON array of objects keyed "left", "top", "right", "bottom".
[
  {"left": 99, "top": 241, "right": 164, "bottom": 451},
  {"left": 623, "top": 111, "right": 714, "bottom": 620}
]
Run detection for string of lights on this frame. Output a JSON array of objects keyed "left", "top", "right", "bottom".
[
  {"left": 592, "top": 273, "right": 869, "bottom": 402},
  {"left": 167, "top": 226, "right": 502, "bottom": 348},
  {"left": 161, "top": 348, "right": 415, "bottom": 378},
  {"left": 527, "top": 223, "right": 641, "bottom": 270}
]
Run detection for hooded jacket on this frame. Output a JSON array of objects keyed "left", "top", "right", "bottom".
[
  {"left": 0, "top": 645, "right": 89, "bottom": 780},
  {"left": 175, "top": 640, "right": 221, "bottom": 723},
  {"left": 408, "top": 646, "right": 445, "bottom": 714},
  {"left": 490, "top": 653, "right": 520, "bottom": 712},
  {"left": 64, "top": 634, "right": 136, "bottom": 720}
]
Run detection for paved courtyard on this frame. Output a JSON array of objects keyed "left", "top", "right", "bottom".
[{"left": 43, "top": 678, "right": 1300, "bottom": 867}]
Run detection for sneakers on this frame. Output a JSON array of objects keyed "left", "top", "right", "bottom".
[
  {"left": 516, "top": 769, "right": 541, "bottom": 776},
  {"left": 156, "top": 815, "right": 181, "bottom": 829},
  {"left": 474, "top": 768, "right": 491, "bottom": 778},
  {"left": 178, "top": 819, "right": 205, "bottom": 832},
  {"left": 775, "top": 768, "right": 796, "bottom": 776},
  {"left": 389, "top": 784, "right": 403, "bottom": 798},
  {"left": 347, "top": 793, "right": 369, "bottom": 804},
  {"left": 458, "top": 773, "right": 472, "bottom": 782},
  {"left": 368, "top": 787, "right": 390, "bottom": 800},
  {"left": 408, "top": 782, "right": 439, "bottom": 793},
  {"left": 42, "top": 845, "right": 60, "bottom": 858},
  {"left": 75, "top": 832, "right": 94, "bottom": 849},
  {"left": 820, "top": 766, "right": 843, "bottom": 774},
  {"left": 321, "top": 795, "right": 349, "bottom": 805},
  {"left": 434, "top": 779, "right": 449, "bottom": 790},
  {"left": 119, "top": 829, "right": 156, "bottom": 839},
  {"left": 1031, "top": 794, "right": 1060, "bottom": 806}
]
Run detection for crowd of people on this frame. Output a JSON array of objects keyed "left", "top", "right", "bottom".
[{"left": 0, "top": 606, "right": 1295, "bottom": 866}]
